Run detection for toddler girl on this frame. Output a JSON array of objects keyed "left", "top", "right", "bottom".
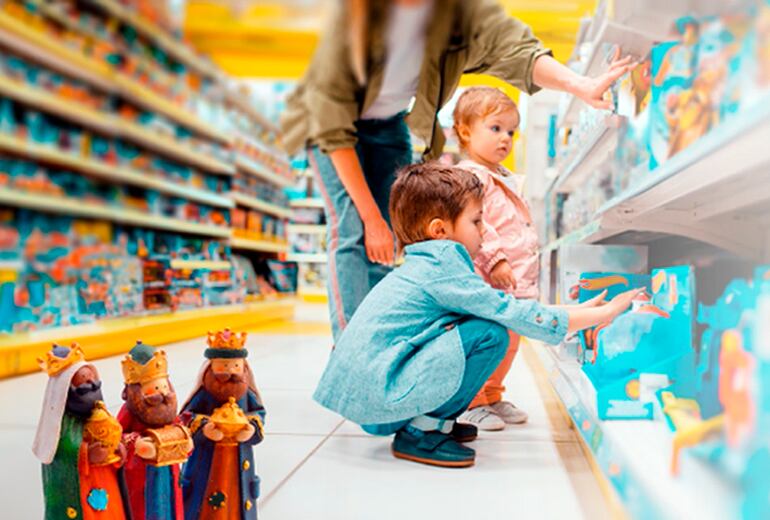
[{"left": 453, "top": 86, "right": 540, "bottom": 430}]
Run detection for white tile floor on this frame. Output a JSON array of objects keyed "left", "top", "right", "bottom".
[{"left": 0, "top": 304, "right": 613, "bottom": 519}]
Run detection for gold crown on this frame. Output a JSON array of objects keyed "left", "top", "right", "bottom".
[
  {"left": 38, "top": 344, "right": 85, "bottom": 377},
  {"left": 207, "top": 329, "right": 247, "bottom": 350},
  {"left": 122, "top": 349, "right": 169, "bottom": 385}
]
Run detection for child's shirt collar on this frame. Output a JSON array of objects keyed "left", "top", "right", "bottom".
[{"left": 403, "top": 239, "right": 474, "bottom": 270}]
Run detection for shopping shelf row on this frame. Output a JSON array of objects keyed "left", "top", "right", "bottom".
[
  {"left": 543, "top": 96, "right": 770, "bottom": 261},
  {"left": 0, "top": 186, "right": 292, "bottom": 255}
]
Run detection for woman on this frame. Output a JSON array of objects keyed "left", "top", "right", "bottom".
[{"left": 281, "top": 0, "right": 632, "bottom": 341}]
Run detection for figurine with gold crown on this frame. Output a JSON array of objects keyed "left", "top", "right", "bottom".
[
  {"left": 118, "top": 341, "right": 193, "bottom": 520},
  {"left": 32, "top": 343, "right": 131, "bottom": 520},
  {"left": 179, "top": 329, "right": 265, "bottom": 519}
]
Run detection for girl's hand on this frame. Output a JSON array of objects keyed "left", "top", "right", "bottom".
[
  {"left": 490, "top": 260, "right": 517, "bottom": 291},
  {"left": 578, "top": 290, "right": 608, "bottom": 308},
  {"left": 363, "top": 216, "right": 394, "bottom": 266},
  {"left": 603, "top": 288, "right": 644, "bottom": 322}
]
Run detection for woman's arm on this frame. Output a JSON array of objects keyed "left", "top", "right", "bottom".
[
  {"left": 329, "top": 148, "right": 394, "bottom": 265},
  {"left": 533, "top": 51, "right": 635, "bottom": 110}
]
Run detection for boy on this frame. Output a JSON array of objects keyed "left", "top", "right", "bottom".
[{"left": 313, "top": 163, "right": 640, "bottom": 468}]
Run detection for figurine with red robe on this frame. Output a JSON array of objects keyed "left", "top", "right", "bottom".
[{"left": 118, "top": 342, "right": 193, "bottom": 520}]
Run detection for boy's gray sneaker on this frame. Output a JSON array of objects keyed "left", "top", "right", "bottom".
[
  {"left": 490, "top": 401, "right": 529, "bottom": 424},
  {"left": 458, "top": 406, "right": 505, "bottom": 431}
]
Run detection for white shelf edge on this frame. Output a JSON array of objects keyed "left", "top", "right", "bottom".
[
  {"left": 230, "top": 192, "right": 292, "bottom": 219},
  {"left": 287, "top": 224, "right": 326, "bottom": 235},
  {"left": 289, "top": 198, "right": 325, "bottom": 209},
  {"left": 169, "top": 259, "right": 232, "bottom": 270},
  {"left": 286, "top": 253, "right": 328, "bottom": 263},
  {"left": 235, "top": 156, "right": 293, "bottom": 188}
]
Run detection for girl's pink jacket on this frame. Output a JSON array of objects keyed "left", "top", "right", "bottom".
[{"left": 457, "top": 159, "right": 540, "bottom": 299}]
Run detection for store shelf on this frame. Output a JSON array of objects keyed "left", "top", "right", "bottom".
[
  {"left": 0, "top": 299, "right": 295, "bottom": 378},
  {"left": 0, "top": 74, "right": 233, "bottom": 175},
  {"left": 224, "top": 87, "right": 279, "bottom": 134},
  {"left": 551, "top": 115, "right": 623, "bottom": 194},
  {"left": 545, "top": 99, "right": 770, "bottom": 260},
  {"left": 235, "top": 156, "right": 293, "bottom": 188},
  {"left": 288, "top": 224, "right": 326, "bottom": 235},
  {"left": 0, "top": 134, "right": 233, "bottom": 209},
  {"left": 0, "top": 187, "right": 231, "bottom": 238},
  {"left": 290, "top": 198, "right": 325, "bottom": 209},
  {"left": 287, "top": 253, "right": 328, "bottom": 263},
  {"left": 230, "top": 237, "right": 289, "bottom": 254},
  {"left": 230, "top": 192, "right": 293, "bottom": 219},
  {"left": 533, "top": 342, "right": 739, "bottom": 520},
  {"left": 0, "top": 18, "right": 228, "bottom": 144},
  {"left": 86, "top": 0, "right": 221, "bottom": 81},
  {"left": 169, "top": 259, "right": 232, "bottom": 270}
]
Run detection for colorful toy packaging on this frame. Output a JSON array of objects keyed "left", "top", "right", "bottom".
[{"left": 578, "top": 267, "right": 697, "bottom": 420}]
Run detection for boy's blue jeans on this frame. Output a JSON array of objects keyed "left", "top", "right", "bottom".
[
  {"left": 363, "top": 319, "right": 509, "bottom": 436},
  {"left": 309, "top": 113, "right": 412, "bottom": 341}
]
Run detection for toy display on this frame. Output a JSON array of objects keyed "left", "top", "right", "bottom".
[
  {"left": 118, "top": 342, "right": 192, "bottom": 520},
  {"left": 32, "top": 343, "right": 130, "bottom": 520},
  {"left": 179, "top": 329, "right": 265, "bottom": 519},
  {"left": 550, "top": 5, "right": 770, "bottom": 238}
]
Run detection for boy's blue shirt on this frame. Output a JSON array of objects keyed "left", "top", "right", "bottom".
[{"left": 313, "top": 240, "right": 568, "bottom": 426}]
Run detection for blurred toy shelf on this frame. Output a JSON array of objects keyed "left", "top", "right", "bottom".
[
  {"left": 230, "top": 192, "right": 293, "bottom": 219},
  {"left": 0, "top": 134, "right": 234, "bottom": 208},
  {"left": 289, "top": 198, "right": 325, "bottom": 209},
  {"left": 0, "top": 299, "right": 295, "bottom": 378},
  {"left": 235, "top": 156, "right": 293, "bottom": 188},
  {"left": 230, "top": 236, "right": 289, "bottom": 254},
  {"left": 286, "top": 253, "right": 327, "bottom": 264},
  {"left": 532, "top": 343, "right": 738, "bottom": 520},
  {"left": 544, "top": 96, "right": 770, "bottom": 260},
  {"left": 0, "top": 187, "right": 232, "bottom": 238},
  {"left": 83, "top": 0, "right": 221, "bottom": 81},
  {"left": 287, "top": 224, "right": 326, "bottom": 235},
  {"left": 0, "top": 12, "right": 228, "bottom": 143},
  {"left": 550, "top": 115, "right": 622, "bottom": 193}
]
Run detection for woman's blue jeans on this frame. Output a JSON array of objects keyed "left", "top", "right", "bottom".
[{"left": 309, "top": 113, "right": 412, "bottom": 341}]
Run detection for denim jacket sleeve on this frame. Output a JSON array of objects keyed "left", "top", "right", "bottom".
[{"left": 424, "top": 245, "right": 568, "bottom": 344}]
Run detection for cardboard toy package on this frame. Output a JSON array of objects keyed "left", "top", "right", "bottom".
[{"left": 579, "top": 267, "right": 697, "bottom": 420}]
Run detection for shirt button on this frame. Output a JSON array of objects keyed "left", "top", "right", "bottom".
[
  {"left": 535, "top": 315, "right": 543, "bottom": 324},
  {"left": 551, "top": 319, "right": 559, "bottom": 327}
]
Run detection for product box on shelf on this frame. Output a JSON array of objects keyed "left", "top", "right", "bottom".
[{"left": 579, "top": 266, "right": 697, "bottom": 420}]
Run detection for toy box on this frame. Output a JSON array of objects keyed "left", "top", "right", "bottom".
[{"left": 581, "top": 266, "right": 697, "bottom": 420}]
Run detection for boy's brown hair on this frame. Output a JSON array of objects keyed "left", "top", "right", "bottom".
[
  {"left": 452, "top": 86, "right": 519, "bottom": 150},
  {"left": 389, "top": 162, "right": 483, "bottom": 249}
]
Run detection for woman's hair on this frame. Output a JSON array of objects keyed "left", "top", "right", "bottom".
[
  {"left": 389, "top": 162, "right": 483, "bottom": 249},
  {"left": 452, "top": 86, "right": 519, "bottom": 149}
]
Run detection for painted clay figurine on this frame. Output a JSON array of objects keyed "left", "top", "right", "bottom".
[
  {"left": 118, "top": 342, "right": 193, "bottom": 520},
  {"left": 33, "top": 343, "right": 131, "bottom": 520},
  {"left": 180, "top": 329, "right": 265, "bottom": 519}
]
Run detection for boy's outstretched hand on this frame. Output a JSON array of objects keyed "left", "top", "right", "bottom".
[
  {"left": 577, "top": 290, "right": 608, "bottom": 308},
  {"left": 604, "top": 288, "right": 644, "bottom": 322}
]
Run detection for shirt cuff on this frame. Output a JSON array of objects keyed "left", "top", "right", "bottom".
[{"left": 525, "top": 47, "right": 554, "bottom": 95}]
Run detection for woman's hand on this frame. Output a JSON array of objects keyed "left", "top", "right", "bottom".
[
  {"left": 574, "top": 50, "right": 636, "bottom": 110},
  {"left": 489, "top": 260, "right": 517, "bottom": 291},
  {"left": 363, "top": 216, "right": 394, "bottom": 266}
]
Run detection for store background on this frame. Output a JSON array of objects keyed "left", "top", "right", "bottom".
[{"left": 0, "top": 0, "right": 768, "bottom": 518}]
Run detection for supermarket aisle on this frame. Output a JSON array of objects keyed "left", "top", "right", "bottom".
[{"left": 0, "top": 304, "right": 614, "bottom": 520}]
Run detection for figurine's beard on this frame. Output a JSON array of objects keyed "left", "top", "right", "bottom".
[
  {"left": 204, "top": 369, "right": 249, "bottom": 403},
  {"left": 125, "top": 385, "right": 178, "bottom": 428},
  {"left": 66, "top": 381, "right": 104, "bottom": 418}
]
